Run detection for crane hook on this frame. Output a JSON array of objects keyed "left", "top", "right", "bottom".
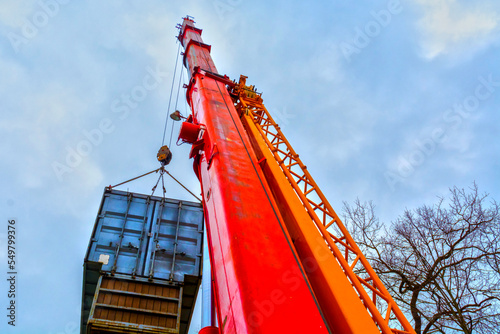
[{"left": 157, "top": 145, "right": 173, "bottom": 166}]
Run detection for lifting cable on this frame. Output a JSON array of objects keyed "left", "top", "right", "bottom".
[
  {"left": 170, "top": 60, "right": 185, "bottom": 147},
  {"left": 108, "top": 167, "right": 202, "bottom": 203},
  {"left": 161, "top": 42, "right": 181, "bottom": 146},
  {"left": 107, "top": 167, "right": 163, "bottom": 189},
  {"left": 165, "top": 170, "right": 201, "bottom": 202},
  {"left": 150, "top": 168, "right": 166, "bottom": 199},
  {"left": 106, "top": 40, "right": 201, "bottom": 204}
]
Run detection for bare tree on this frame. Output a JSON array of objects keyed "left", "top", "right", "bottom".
[{"left": 343, "top": 183, "right": 500, "bottom": 334}]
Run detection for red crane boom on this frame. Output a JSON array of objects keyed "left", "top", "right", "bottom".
[{"left": 177, "top": 17, "right": 330, "bottom": 333}]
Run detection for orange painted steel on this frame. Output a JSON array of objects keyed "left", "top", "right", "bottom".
[
  {"left": 239, "top": 104, "right": 380, "bottom": 333},
  {"left": 230, "top": 76, "right": 416, "bottom": 334}
]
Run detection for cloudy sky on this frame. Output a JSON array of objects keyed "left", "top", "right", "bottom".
[{"left": 1, "top": 1, "right": 499, "bottom": 333}]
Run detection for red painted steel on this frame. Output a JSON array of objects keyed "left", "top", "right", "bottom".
[
  {"left": 199, "top": 326, "right": 220, "bottom": 334},
  {"left": 178, "top": 18, "right": 330, "bottom": 333},
  {"left": 179, "top": 122, "right": 202, "bottom": 144}
]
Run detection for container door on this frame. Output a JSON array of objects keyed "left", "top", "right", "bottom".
[
  {"left": 145, "top": 201, "right": 203, "bottom": 281},
  {"left": 88, "top": 192, "right": 154, "bottom": 276}
]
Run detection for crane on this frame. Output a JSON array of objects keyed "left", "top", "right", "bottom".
[{"left": 174, "top": 16, "right": 415, "bottom": 334}]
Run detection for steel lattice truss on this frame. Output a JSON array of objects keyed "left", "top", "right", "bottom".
[{"left": 231, "top": 81, "right": 414, "bottom": 334}]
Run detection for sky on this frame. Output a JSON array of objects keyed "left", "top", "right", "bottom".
[{"left": 0, "top": 0, "right": 499, "bottom": 333}]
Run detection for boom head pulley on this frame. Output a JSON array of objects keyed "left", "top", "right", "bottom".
[{"left": 157, "top": 145, "right": 173, "bottom": 166}]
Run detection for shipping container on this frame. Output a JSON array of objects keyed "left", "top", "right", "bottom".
[{"left": 81, "top": 189, "right": 204, "bottom": 334}]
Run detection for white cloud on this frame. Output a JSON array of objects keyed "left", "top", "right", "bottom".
[
  {"left": 414, "top": 0, "right": 500, "bottom": 59},
  {"left": 0, "top": 1, "right": 37, "bottom": 28}
]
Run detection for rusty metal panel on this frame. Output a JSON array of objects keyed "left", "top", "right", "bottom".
[{"left": 87, "top": 276, "right": 182, "bottom": 334}]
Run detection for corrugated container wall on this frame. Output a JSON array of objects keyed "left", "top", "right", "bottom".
[{"left": 80, "top": 189, "right": 204, "bottom": 334}]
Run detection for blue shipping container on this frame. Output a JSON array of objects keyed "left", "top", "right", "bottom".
[
  {"left": 81, "top": 188, "right": 204, "bottom": 334},
  {"left": 86, "top": 188, "right": 203, "bottom": 280}
]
